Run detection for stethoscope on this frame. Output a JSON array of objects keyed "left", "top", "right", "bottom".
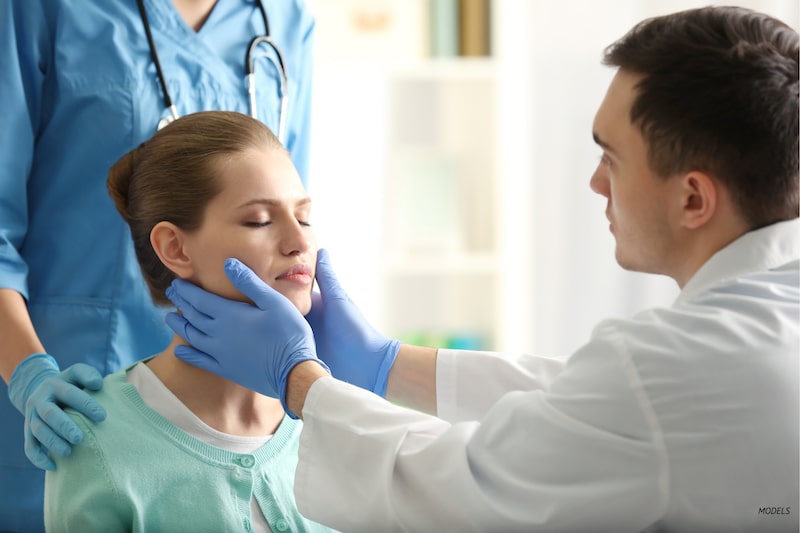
[{"left": 136, "top": 0, "right": 288, "bottom": 141}]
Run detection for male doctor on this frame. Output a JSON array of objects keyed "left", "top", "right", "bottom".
[{"left": 166, "top": 6, "right": 799, "bottom": 532}]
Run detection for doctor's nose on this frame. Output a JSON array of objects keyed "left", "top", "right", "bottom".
[{"left": 590, "top": 164, "right": 610, "bottom": 199}]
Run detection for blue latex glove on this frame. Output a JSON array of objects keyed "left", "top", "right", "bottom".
[
  {"left": 8, "top": 353, "right": 106, "bottom": 470},
  {"left": 305, "top": 249, "right": 401, "bottom": 396},
  {"left": 165, "top": 258, "right": 329, "bottom": 418}
]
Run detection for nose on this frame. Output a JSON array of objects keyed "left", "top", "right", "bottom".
[
  {"left": 590, "top": 163, "right": 610, "bottom": 198},
  {"left": 280, "top": 218, "right": 313, "bottom": 256}
]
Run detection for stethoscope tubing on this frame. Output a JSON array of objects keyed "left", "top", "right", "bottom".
[
  {"left": 136, "top": 0, "right": 288, "bottom": 141},
  {"left": 136, "top": 0, "right": 179, "bottom": 123},
  {"left": 247, "top": 34, "right": 288, "bottom": 141}
]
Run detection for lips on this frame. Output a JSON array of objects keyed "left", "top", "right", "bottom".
[
  {"left": 605, "top": 211, "right": 614, "bottom": 232},
  {"left": 276, "top": 263, "right": 313, "bottom": 284}
]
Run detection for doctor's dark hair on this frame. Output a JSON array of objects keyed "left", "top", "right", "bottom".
[
  {"left": 603, "top": 6, "right": 799, "bottom": 229},
  {"left": 107, "top": 111, "right": 282, "bottom": 305}
]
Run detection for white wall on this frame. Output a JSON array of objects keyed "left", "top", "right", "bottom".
[
  {"left": 493, "top": 0, "right": 798, "bottom": 355},
  {"left": 307, "top": 0, "right": 799, "bottom": 357}
]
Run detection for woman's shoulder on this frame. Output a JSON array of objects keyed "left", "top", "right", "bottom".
[{"left": 64, "top": 364, "right": 148, "bottom": 439}]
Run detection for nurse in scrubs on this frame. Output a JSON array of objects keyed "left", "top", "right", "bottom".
[{"left": 0, "top": 1, "right": 313, "bottom": 531}]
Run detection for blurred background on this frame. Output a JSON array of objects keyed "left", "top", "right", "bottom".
[{"left": 304, "top": 0, "right": 799, "bottom": 357}]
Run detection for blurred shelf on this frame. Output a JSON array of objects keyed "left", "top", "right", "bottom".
[{"left": 391, "top": 57, "right": 497, "bottom": 80}]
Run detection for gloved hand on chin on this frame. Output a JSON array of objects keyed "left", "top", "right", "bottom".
[
  {"left": 8, "top": 353, "right": 106, "bottom": 470},
  {"left": 165, "top": 258, "right": 329, "bottom": 418},
  {"left": 305, "top": 249, "right": 401, "bottom": 397}
]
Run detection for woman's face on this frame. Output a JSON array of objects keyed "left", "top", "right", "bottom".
[{"left": 183, "top": 146, "right": 316, "bottom": 314}]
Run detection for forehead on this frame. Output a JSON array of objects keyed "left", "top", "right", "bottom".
[
  {"left": 593, "top": 69, "right": 640, "bottom": 139},
  {"left": 214, "top": 147, "right": 306, "bottom": 199},
  {"left": 593, "top": 70, "right": 655, "bottom": 164}
]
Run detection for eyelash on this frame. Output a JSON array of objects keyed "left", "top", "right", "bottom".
[
  {"left": 599, "top": 154, "right": 612, "bottom": 168},
  {"left": 244, "top": 220, "right": 312, "bottom": 228}
]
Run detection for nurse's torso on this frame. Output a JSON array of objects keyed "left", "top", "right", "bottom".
[
  {"left": 1, "top": 3, "right": 310, "bottom": 530},
  {"left": 25, "top": 0, "right": 291, "bottom": 373}
]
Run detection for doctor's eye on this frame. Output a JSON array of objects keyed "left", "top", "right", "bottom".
[{"left": 599, "top": 153, "right": 612, "bottom": 168}]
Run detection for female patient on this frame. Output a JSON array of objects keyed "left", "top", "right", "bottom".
[{"left": 44, "top": 111, "right": 331, "bottom": 532}]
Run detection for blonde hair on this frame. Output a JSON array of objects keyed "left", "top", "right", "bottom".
[{"left": 107, "top": 111, "right": 283, "bottom": 305}]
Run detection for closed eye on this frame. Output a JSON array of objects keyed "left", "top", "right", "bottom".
[{"left": 244, "top": 221, "right": 271, "bottom": 228}]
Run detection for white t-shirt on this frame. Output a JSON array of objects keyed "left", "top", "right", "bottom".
[{"left": 128, "top": 363, "right": 274, "bottom": 533}]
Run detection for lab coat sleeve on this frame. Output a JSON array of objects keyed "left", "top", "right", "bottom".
[
  {"left": 295, "top": 325, "right": 669, "bottom": 533},
  {"left": 0, "top": 1, "right": 48, "bottom": 297},
  {"left": 436, "top": 349, "right": 566, "bottom": 423}
]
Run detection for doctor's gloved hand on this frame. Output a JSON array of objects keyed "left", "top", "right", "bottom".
[
  {"left": 8, "top": 353, "right": 106, "bottom": 471},
  {"left": 305, "top": 249, "right": 401, "bottom": 396},
  {"left": 165, "top": 258, "right": 329, "bottom": 418}
]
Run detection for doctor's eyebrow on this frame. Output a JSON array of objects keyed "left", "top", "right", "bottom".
[
  {"left": 592, "top": 131, "right": 621, "bottom": 155},
  {"left": 236, "top": 197, "right": 312, "bottom": 209},
  {"left": 592, "top": 131, "right": 608, "bottom": 148}
]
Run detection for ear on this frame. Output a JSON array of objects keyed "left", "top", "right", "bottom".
[
  {"left": 678, "top": 171, "right": 718, "bottom": 230},
  {"left": 150, "top": 222, "right": 195, "bottom": 279}
]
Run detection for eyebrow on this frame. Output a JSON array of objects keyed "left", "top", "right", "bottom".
[
  {"left": 592, "top": 131, "right": 616, "bottom": 154},
  {"left": 236, "top": 197, "right": 312, "bottom": 209}
]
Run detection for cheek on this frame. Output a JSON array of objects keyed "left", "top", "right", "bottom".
[
  {"left": 187, "top": 232, "right": 263, "bottom": 302},
  {"left": 196, "top": 258, "right": 248, "bottom": 302}
]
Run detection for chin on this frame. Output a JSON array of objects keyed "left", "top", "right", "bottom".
[
  {"left": 283, "top": 284, "right": 314, "bottom": 313},
  {"left": 290, "top": 295, "right": 313, "bottom": 315},
  {"left": 614, "top": 249, "right": 635, "bottom": 272}
]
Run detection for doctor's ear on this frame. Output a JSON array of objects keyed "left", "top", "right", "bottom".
[
  {"left": 679, "top": 171, "right": 717, "bottom": 230},
  {"left": 150, "top": 222, "right": 195, "bottom": 279}
]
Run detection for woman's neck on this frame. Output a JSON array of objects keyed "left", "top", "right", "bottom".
[{"left": 145, "top": 335, "right": 284, "bottom": 436}]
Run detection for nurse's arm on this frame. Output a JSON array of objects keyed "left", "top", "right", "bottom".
[
  {"left": 287, "top": 344, "right": 438, "bottom": 418},
  {"left": 0, "top": 288, "right": 46, "bottom": 383}
]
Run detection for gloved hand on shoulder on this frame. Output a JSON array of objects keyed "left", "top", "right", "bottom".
[{"left": 8, "top": 353, "right": 106, "bottom": 470}]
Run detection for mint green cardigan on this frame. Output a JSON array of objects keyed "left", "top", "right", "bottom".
[{"left": 44, "top": 366, "right": 334, "bottom": 533}]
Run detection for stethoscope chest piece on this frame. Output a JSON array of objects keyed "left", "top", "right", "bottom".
[
  {"left": 156, "top": 104, "right": 180, "bottom": 131},
  {"left": 157, "top": 114, "right": 175, "bottom": 131}
]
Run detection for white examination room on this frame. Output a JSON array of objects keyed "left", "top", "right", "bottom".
[{"left": 2, "top": 0, "right": 798, "bottom": 531}]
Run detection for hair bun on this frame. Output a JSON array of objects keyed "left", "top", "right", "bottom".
[{"left": 107, "top": 144, "right": 144, "bottom": 222}]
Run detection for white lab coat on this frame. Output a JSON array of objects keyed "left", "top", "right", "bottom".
[{"left": 295, "top": 219, "right": 800, "bottom": 533}]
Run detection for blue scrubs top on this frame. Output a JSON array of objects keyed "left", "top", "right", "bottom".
[{"left": 0, "top": 1, "right": 314, "bottom": 530}]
